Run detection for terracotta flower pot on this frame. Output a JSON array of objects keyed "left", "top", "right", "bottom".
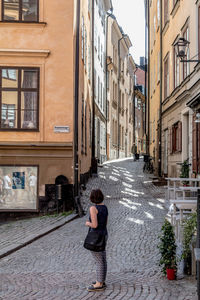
[{"left": 166, "top": 268, "right": 176, "bottom": 280}]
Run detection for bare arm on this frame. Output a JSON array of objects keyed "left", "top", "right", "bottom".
[{"left": 85, "top": 206, "right": 98, "bottom": 228}]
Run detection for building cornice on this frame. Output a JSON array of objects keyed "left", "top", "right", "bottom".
[{"left": 0, "top": 49, "right": 50, "bottom": 58}]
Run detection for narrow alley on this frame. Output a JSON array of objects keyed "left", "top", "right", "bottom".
[{"left": 0, "top": 159, "right": 197, "bottom": 299}]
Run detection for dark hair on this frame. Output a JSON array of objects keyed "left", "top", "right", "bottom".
[{"left": 90, "top": 189, "right": 104, "bottom": 204}]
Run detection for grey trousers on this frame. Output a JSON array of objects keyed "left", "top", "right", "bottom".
[{"left": 91, "top": 250, "right": 107, "bottom": 283}]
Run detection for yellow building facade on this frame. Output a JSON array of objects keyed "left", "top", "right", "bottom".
[
  {"left": 161, "top": 0, "right": 200, "bottom": 177},
  {"left": 0, "top": 0, "right": 92, "bottom": 212},
  {"left": 148, "top": 0, "right": 200, "bottom": 177},
  {"left": 148, "top": 0, "right": 161, "bottom": 175}
]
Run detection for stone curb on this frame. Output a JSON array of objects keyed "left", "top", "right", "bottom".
[{"left": 0, "top": 213, "right": 78, "bottom": 260}]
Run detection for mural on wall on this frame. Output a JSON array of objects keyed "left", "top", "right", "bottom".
[{"left": 0, "top": 166, "right": 38, "bottom": 210}]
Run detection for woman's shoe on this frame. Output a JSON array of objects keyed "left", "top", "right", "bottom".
[
  {"left": 92, "top": 281, "right": 106, "bottom": 287},
  {"left": 87, "top": 284, "right": 105, "bottom": 292}
]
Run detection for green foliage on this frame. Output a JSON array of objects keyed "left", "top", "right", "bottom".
[
  {"left": 180, "top": 159, "right": 190, "bottom": 185},
  {"left": 158, "top": 219, "right": 177, "bottom": 275},
  {"left": 40, "top": 210, "right": 73, "bottom": 218},
  {"left": 182, "top": 212, "right": 197, "bottom": 260}
]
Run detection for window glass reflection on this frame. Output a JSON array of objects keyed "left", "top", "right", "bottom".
[
  {"left": 1, "top": 105, "right": 17, "bottom": 128},
  {"left": 22, "top": 0, "right": 38, "bottom": 21},
  {"left": 4, "top": 0, "right": 19, "bottom": 21},
  {"left": 2, "top": 69, "right": 18, "bottom": 88}
]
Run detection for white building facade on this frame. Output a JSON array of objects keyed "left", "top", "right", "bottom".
[{"left": 94, "top": 0, "right": 112, "bottom": 164}]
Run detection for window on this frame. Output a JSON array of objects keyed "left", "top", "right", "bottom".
[
  {"left": 170, "top": 122, "right": 182, "bottom": 153},
  {"left": 98, "top": 36, "right": 100, "bottom": 60},
  {"left": 81, "top": 17, "right": 85, "bottom": 60},
  {"left": 164, "top": 0, "right": 169, "bottom": 25},
  {"left": 84, "top": 28, "right": 87, "bottom": 67},
  {"left": 0, "top": 67, "right": 39, "bottom": 130},
  {"left": 164, "top": 55, "right": 169, "bottom": 99},
  {"left": 157, "top": 0, "right": 160, "bottom": 27},
  {"left": 192, "top": 114, "right": 200, "bottom": 174},
  {"left": 97, "top": 76, "right": 100, "bottom": 103},
  {"left": 112, "top": 119, "right": 115, "bottom": 144},
  {"left": 153, "top": 15, "right": 156, "bottom": 42},
  {"left": 183, "top": 27, "right": 189, "bottom": 80},
  {"left": 122, "top": 127, "right": 124, "bottom": 149},
  {"left": 157, "top": 51, "right": 160, "bottom": 82},
  {"left": 2, "top": 0, "right": 39, "bottom": 22},
  {"left": 81, "top": 96, "right": 84, "bottom": 153},
  {"left": 174, "top": 48, "right": 179, "bottom": 88},
  {"left": 88, "top": 0, "right": 91, "bottom": 15}
]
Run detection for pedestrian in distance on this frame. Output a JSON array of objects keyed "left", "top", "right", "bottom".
[{"left": 85, "top": 189, "right": 108, "bottom": 292}]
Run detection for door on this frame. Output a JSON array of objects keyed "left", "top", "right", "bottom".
[{"left": 164, "top": 129, "right": 168, "bottom": 175}]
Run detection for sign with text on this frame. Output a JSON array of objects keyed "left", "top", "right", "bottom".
[{"left": 54, "top": 126, "right": 70, "bottom": 133}]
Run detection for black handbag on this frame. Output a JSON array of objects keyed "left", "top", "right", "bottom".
[{"left": 84, "top": 230, "right": 106, "bottom": 252}]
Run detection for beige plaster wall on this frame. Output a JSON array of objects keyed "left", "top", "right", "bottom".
[{"left": 0, "top": 0, "right": 74, "bottom": 143}]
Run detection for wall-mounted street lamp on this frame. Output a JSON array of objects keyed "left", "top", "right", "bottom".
[
  {"left": 175, "top": 38, "right": 200, "bottom": 300},
  {"left": 174, "top": 37, "right": 200, "bottom": 63}
]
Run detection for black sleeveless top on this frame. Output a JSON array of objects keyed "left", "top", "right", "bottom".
[{"left": 89, "top": 204, "right": 108, "bottom": 235}]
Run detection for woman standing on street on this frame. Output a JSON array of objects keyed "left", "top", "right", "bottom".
[{"left": 85, "top": 189, "right": 108, "bottom": 292}]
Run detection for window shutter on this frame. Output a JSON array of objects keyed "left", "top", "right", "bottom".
[
  {"left": 170, "top": 127, "right": 173, "bottom": 154},
  {"left": 178, "top": 121, "right": 182, "bottom": 152},
  {"left": 192, "top": 115, "right": 197, "bottom": 173}
]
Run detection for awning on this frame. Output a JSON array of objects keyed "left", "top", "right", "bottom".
[{"left": 186, "top": 93, "right": 200, "bottom": 108}]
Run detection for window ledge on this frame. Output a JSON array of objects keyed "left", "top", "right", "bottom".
[
  {"left": 0, "top": 48, "right": 50, "bottom": 58},
  {"left": 0, "top": 21, "right": 47, "bottom": 28},
  {"left": 170, "top": 0, "right": 180, "bottom": 18}
]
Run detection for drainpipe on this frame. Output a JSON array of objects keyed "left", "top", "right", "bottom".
[
  {"left": 105, "top": 11, "right": 114, "bottom": 161},
  {"left": 158, "top": 0, "right": 163, "bottom": 177},
  {"left": 91, "top": 0, "right": 98, "bottom": 175},
  {"left": 133, "top": 68, "right": 138, "bottom": 157},
  {"left": 74, "top": 0, "right": 84, "bottom": 216},
  {"left": 117, "top": 36, "right": 126, "bottom": 158},
  {"left": 145, "top": 0, "right": 150, "bottom": 156},
  {"left": 144, "top": 1, "right": 148, "bottom": 154}
]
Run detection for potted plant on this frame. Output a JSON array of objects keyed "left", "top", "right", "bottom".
[
  {"left": 180, "top": 159, "right": 190, "bottom": 186},
  {"left": 181, "top": 212, "right": 197, "bottom": 275},
  {"left": 158, "top": 219, "right": 177, "bottom": 280}
]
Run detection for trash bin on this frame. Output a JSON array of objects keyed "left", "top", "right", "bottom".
[{"left": 143, "top": 154, "right": 149, "bottom": 162}]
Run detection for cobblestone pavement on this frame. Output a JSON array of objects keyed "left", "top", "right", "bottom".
[{"left": 0, "top": 158, "right": 197, "bottom": 299}]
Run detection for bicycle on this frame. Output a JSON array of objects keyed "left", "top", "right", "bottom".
[{"left": 143, "top": 157, "right": 154, "bottom": 174}]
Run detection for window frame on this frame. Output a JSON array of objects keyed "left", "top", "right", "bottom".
[
  {"left": 0, "top": 66, "right": 40, "bottom": 131},
  {"left": 174, "top": 47, "right": 180, "bottom": 89},
  {"left": 2, "top": 0, "right": 39, "bottom": 23},
  {"left": 171, "top": 121, "right": 182, "bottom": 153},
  {"left": 164, "top": 54, "right": 169, "bottom": 99},
  {"left": 182, "top": 26, "right": 190, "bottom": 80}
]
